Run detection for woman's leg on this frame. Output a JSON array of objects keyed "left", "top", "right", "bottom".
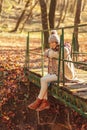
[
  {"left": 36, "top": 74, "right": 57, "bottom": 111},
  {"left": 28, "top": 74, "right": 57, "bottom": 111},
  {"left": 38, "top": 74, "right": 57, "bottom": 100}
]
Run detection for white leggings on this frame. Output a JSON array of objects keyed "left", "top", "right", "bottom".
[{"left": 38, "top": 74, "right": 57, "bottom": 100}]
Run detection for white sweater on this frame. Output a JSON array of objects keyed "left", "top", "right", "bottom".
[{"left": 45, "top": 47, "right": 75, "bottom": 80}]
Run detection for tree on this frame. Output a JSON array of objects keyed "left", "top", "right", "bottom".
[
  {"left": 61, "top": 0, "right": 69, "bottom": 22},
  {"left": 20, "top": 1, "right": 38, "bottom": 32},
  {"left": 69, "top": 0, "right": 76, "bottom": 14},
  {"left": 39, "top": 0, "right": 49, "bottom": 48},
  {"left": 49, "top": 0, "right": 56, "bottom": 29},
  {"left": 82, "top": 0, "right": 87, "bottom": 11},
  {"left": 56, "top": 0, "right": 65, "bottom": 28},
  {"left": 0, "top": 0, "right": 3, "bottom": 13},
  {"left": 74, "top": 0, "right": 82, "bottom": 52},
  {"left": 10, "top": 0, "right": 31, "bottom": 32}
]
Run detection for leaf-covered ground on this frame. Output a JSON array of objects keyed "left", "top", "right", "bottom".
[{"left": 0, "top": 35, "right": 87, "bottom": 130}]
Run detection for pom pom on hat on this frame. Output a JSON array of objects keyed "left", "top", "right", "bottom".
[
  {"left": 50, "top": 30, "right": 57, "bottom": 35},
  {"left": 48, "top": 30, "right": 60, "bottom": 44}
]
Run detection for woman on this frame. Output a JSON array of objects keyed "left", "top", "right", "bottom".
[{"left": 28, "top": 30, "right": 75, "bottom": 111}]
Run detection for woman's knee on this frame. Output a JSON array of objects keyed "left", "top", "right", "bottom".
[{"left": 41, "top": 77, "right": 46, "bottom": 82}]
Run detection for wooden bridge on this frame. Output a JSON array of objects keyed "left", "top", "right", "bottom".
[
  {"left": 0, "top": 24, "right": 87, "bottom": 119},
  {"left": 24, "top": 24, "right": 87, "bottom": 118}
]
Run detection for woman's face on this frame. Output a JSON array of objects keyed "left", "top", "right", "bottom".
[{"left": 49, "top": 42, "right": 58, "bottom": 49}]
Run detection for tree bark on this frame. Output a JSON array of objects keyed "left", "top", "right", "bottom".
[
  {"left": 0, "top": 0, "right": 3, "bottom": 13},
  {"left": 49, "top": 0, "right": 56, "bottom": 29},
  {"left": 39, "top": 0, "right": 49, "bottom": 48},
  {"left": 74, "top": 0, "right": 82, "bottom": 52}
]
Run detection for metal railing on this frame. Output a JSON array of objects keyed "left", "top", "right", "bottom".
[
  {"left": 25, "top": 23, "right": 87, "bottom": 86},
  {"left": 25, "top": 24, "right": 87, "bottom": 118}
]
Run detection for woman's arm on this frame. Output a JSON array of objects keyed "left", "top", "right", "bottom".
[
  {"left": 48, "top": 49, "right": 58, "bottom": 58},
  {"left": 64, "top": 47, "right": 70, "bottom": 59},
  {"left": 44, "top": 49, "right": 50, "bottom": 57}
]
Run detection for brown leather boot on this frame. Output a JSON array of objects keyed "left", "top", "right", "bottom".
[
  {"left": 28, "top": 98, "right": 42, "bottom": 110},
  {"left": 36, "top": 99, "right": 50, "bottom": 111}
]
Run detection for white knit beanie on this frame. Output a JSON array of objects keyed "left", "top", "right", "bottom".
[{"left": 48, "top": 30, "right": 60, "bottom": 44}]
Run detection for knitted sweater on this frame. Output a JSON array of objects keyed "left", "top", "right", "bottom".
[{"left": 44, "top": 47, "right": 75, "bottom": 80}]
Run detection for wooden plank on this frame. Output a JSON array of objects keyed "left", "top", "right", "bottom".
[
  {"left": 30, "top": 68, "right": 48, "bottom": 76},
  {"left": 76, "top": 69, "right": 87, "bottom": 82},
  {"left": 74, "top": 91, "right": 87, "bottom": 99},
  {"left": 66, "top": 83, "right": 87, "bottom": 89},
  {"left": 30, "top": 68, "right": 87, "bottom": 101},
  {"left": 70, "top": 87, "right": 87, "bottom": 92},
  {"left": 65, "top": 83, "right": 87, "bottom": 100}
]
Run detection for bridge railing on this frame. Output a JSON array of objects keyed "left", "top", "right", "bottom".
[
  {"left": 58, "top": 24, "right": 87, "bottom": 86},
  {"left": 24, "top": 24, "right": 87, "bottom": 118},
  {"left": 25, "top": 23, "right": 87, "bottom": 86}
]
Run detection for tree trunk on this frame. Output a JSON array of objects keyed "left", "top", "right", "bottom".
[
  {"left": 69, "top": 0, "right": 76, "bottom": 14},
  {"left": 56, "top": 0, "right": 65, "bottom": 28},
  {"left": 10, "top": 0, "right": 30, "bottom": 32},
  {"left": 82, "top": 0, "right": 87, "bottom": 11},
  {"left": 0, "top": 0, "right": 3, "bottom": 13},
  {"left": 39, "top": 0, "right": 49, "bottom": 48},
  {"left": 20, "top": 1, "right": 38, "bottom": 32},
  {"left": 74, "top": 0, "right": 82, "bottom": 52},
  {"left": 49, "top": 0, "right": 56, "bottom": 29},
  {"left": 62, "top": 0, "right": 69, "bottom": 22}
]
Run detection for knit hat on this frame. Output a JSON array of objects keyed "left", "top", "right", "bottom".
[{"left": 48, "top": 30, "right": 60, "bottom": 44}]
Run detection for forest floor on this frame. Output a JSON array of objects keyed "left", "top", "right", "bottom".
[
  {"left": 0, "top": 34, "right": 87, "bottom": 130},
  {"left": 0, "top": 2, "right": 87, "bottom": 129}
]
